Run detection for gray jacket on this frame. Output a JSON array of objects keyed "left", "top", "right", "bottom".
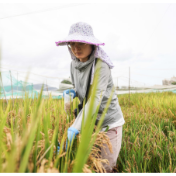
[{"left": 70, "top": 55, "right": 124, "bottom": 132}]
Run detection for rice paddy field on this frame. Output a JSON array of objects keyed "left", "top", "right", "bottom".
[{"left": 0, "top": 90, "right": 176, "bottom": 173}]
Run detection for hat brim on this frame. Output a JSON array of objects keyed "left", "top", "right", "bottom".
[{"left": 55, "top": 35, "right": 105, "bottom": 46}]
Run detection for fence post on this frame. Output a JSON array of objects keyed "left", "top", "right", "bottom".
[
  {"left": 9, "top": 70, "right": 14, "bottom": 106},
  {"left": 9, "top": 70, "right": 13, "bottom": 93},
  {"left": 0, "top": 72, "right": 8, "bottom": 104},
  {"left": 46, "top": 80, "right": 49, "bottom": 98}
]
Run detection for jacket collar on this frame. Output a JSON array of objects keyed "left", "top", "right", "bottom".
[{"left": 72, "top": 48, "right": 96, "bottom": 71}]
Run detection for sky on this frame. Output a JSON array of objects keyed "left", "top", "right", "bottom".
[{"left": 0, "top": 1, "right": 176, "bottom": 88}]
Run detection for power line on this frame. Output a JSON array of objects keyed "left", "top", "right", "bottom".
[
  {"left": 1, "top": 64, "right": 66, "bottom": 70},
  {"left": 141, "top": 3, "right": 172, "bottom": 51},
  {"left": 17, "top": 71, "right": 66, "bottom": 79},
  {"left": 2, "top": 62, "right": 176, "bottom": 72},
  {"left": 0, "top": 66, "right": 66, "bottom": 79},
  {"left": 119, "top": 76, "right": 147, "bottom": 85},
  {"left": 113, "top": 75, "right": 148, "bottom": 86},
  {"left": 113, "top": 71, "right": 129, "bottom": 78},
  {"left": 0, "top": 4, "right": 88, "bottom": 20},
  {"left": 1, "top": 65, "right": 174, "bottom": 82},
  {"left": 132, "top": 73, "right": 165, "bottom": 79},
  {"left": 117, "top": 79, "right": 141, "bottom": 87},
  {"left": 16, "top": 74, "right": 61, "bottom": 85},
  {"left": 131, "top": 68, "right": 176, "bottom": 70},
  {"left": 112, "top": 67, "right": 176, "bottom": 71},
  {"left": 1, "top": 72, "right": 63, "bottom": 86}
]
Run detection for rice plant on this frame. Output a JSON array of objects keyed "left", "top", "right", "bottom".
[
  {"left": 0, "top": 60, "right": 116, "bottom": 173},
  {"left": 0, "top": 89, "right": 176, "bottom": 173},
  {"left": 117, "top": 92, "right": 176, "bottom": 173}
]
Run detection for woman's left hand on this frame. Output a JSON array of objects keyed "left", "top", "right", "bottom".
[
  {"left": 66, "top": 127, "right": 79, "bottom": 150},
  {"left": 57, "top": 127, "right": 79, "bottom": 154}
]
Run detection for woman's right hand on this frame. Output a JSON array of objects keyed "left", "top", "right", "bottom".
[{"left": 63, "top": 89, "right": 76, "bottom": 98}]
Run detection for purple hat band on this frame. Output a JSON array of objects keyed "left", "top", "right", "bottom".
[{"left": 55, "top": 40, "right": 105, "bottom": 46}]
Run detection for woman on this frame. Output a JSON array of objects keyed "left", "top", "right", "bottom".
[{"left": 55, "top": 22, "right": 125, "bottom": 173}]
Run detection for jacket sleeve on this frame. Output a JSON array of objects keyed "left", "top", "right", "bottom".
[
  {"left": 70, "top": 61, "right": 78, "bottom": 97},
  {"left": 70, "top": 60, "right": 110, "bottom": 132}
]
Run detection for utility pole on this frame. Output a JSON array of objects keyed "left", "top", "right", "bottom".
[
  {"left": 129, "top": 67, "right": 130, "bottom": 107},
  {"left": 117, "top": 77, "right": 118, "bottom": 95},
  {"left": 0, "top": 40, "right": 8, "bottom": 105}
]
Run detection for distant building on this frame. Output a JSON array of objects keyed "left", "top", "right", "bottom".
[
  {"left": 121, "top": 86, "right": 128, "bottom": 89},
  {"left": 171, "top": 76, "right": 176, "bottom": 82},
  {"left": 162, "top": 76, "right": 176, "bottom": 85}
]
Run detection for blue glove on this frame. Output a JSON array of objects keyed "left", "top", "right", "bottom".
[
  {"left": 63, "top": 89, "right": 76, "bottom": 99},
  {"left": 57, "top": 142, "right": 61, "bottom": 154},
  {"left": 57, "top": 127, "right": 79, "bottom": 153},
  {"left": 66, "top": 127, "right": 79, "bottom": 150}
]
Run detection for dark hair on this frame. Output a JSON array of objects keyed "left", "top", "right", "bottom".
[
  {"left": 92, "top": 45, "right": 95, "bottom": 50},
  {"left": 87, "top": 45, "right": 96, "bottom": 60}
]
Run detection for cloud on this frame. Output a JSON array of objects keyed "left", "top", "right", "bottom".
[
  {"left": 101, "top": 33, "right": 135, "bottom": 62},
  {"left": 1, "top": 3, "right": 176, "bottom": 87}
]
